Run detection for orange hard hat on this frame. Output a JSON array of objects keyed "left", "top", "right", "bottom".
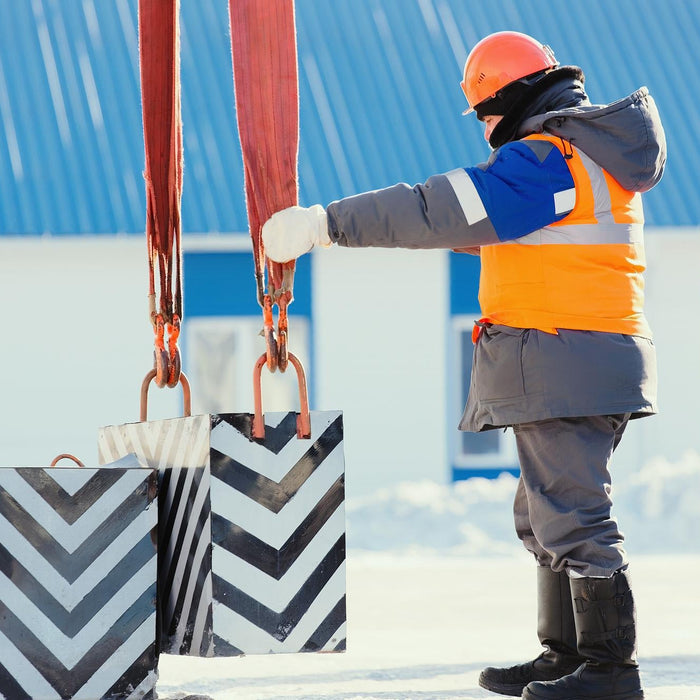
[{"left": 461, "top": 31, "right": 558, "bottom": 115}]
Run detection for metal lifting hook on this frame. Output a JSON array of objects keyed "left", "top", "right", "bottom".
[
  {"left": 153, "top": 313, "right": 182, "bottom": 389},
  {"left": 262, "top": 292, "right": 292, "bottom": 372}
]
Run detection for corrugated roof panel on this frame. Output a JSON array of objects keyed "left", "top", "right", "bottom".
[
  {"left": 297, "top": 0, "right": 485, "bottom": 201},
  {"left": 0, "top": 0, "right": 697, "bottom": 234},
  {"left": 180, "top": 2, "right": 242, "bottom": 233},
  {"left": 1, "top": 0, "right": 143, "bottom": 233}
]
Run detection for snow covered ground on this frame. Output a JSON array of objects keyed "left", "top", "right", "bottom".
[{"left": 156, "top": 450, "right": 700, "bottom": 699}]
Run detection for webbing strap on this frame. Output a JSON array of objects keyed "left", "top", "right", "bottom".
[
  {"left": 139, "top": 0, "right": 183, "bottom": 388},
  {"left": 229, "top": 0, "right": 299, "bottom": 371}
]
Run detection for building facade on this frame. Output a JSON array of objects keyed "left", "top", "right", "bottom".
[{"left": 0, "top": 1, "right": 697, "bottom": 493}]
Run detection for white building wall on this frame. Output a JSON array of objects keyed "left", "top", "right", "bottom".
[
  {"left": 0, "top": 237, "right": 177, "bottom": 467},
  {"left": 312, "top": 245, "right": 449, "bottom": 498},
  {"left": 0, "top": 229, "right": 696, "bottom": 495},
  {"left": 615, "top": 229, "right": 700, "bottom": 474}
]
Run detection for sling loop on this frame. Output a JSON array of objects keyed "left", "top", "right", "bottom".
[{"left": 139, "top": 0, "right": 183, "bottom": 388}]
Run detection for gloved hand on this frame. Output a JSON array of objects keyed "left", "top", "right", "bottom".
[{"left": 261, "top": 204, "right": 331, "bottom": 262}]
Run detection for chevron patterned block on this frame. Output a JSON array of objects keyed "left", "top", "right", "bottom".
[
  {"left": 98, "top": 410, "right": 346, "bottom": 658},
  {"left": 99, "top": 415, "right": 213, "bottom": 657},
  {"left": 0, "top": 464, "right": 158, "bottom": 700}
]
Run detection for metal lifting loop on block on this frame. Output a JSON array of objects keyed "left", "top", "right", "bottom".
[
  {"left": 140, "top": 368, "right": 192, "bottom": 422},
  {"left": 252, "top": 351, "right": 311, "bottom": 440},
  {"left": 50, "top": 454, "right": 85, "bottom": 468}
]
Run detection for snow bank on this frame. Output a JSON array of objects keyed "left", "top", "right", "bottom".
[
  {"left": 615, "top": 450, "right": 700, "bottom": 553},
  {"left": 346, "top": 451, "right": 700, "bottom": 556}
]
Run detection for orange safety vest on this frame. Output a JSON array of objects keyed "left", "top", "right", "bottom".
[{"left": 478, "top": 134, "right": 651, "bottom": 337}]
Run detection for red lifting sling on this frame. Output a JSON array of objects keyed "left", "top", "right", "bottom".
[
  {"left": 229, "top": 0, "right": 299, "bottom": 374},
  {"left": 137, "top": 0, "right": 307, "bottom": 435},
  {"left": 229, "top": 0, "right": 310, "bottom": 438},
  {"left": 139, "top": 0, "right": 183, "bottom": 390}
]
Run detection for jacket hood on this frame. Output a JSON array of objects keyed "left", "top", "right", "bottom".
[
  {"left": 518, "top": 84, "right": 667, "bottom": 193},
  {"left": 488, "top": 66, "right": 667, "bottom": 193}
]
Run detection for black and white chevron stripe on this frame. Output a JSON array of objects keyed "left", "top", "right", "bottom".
[
  {"left": 98, "top": 416, "right": 213, "bottom": 657},
  {"left": 0, "top": 465, "right": 158, "bottom": 700},
  {"left": 209, "top": 410, "right": 346, "bottom": 655},
  {"left": 98, "top": 410, "right": 347, "bottom": 657}
]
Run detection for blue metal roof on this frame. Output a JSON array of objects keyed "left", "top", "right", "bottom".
[{"left": 0, "top": 0, "right": 693, "bottom": 234}]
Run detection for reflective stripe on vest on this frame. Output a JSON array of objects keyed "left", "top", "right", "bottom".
[{"left": 478, "top": 134, "right": 650, "bottom": 337}]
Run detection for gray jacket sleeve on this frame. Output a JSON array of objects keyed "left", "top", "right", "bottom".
[{"left": 326, "top": 171, "right": 500, "bottom": 250}]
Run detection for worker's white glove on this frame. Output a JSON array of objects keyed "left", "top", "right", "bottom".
[{"left": 262, "top": 204, "right": 331, "bottom": 262}]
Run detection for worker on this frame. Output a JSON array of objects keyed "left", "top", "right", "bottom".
[{"left": 261, "top": 30, "right": 665, "bottom": 700}]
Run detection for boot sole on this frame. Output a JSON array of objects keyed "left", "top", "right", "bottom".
[
  {"left": 477, "top": 676, "right": 526, "bottom": 697},
  {"left": 522, "top": 688, "right": 644, "bottom": 700}
]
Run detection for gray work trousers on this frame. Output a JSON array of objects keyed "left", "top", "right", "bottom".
[{"left": 512, "top": 414, "right": 630, "bottom": 577}]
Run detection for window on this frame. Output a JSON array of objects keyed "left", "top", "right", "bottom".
[{"left": 184, "top": 316, "right": 310, "bottom": 416}]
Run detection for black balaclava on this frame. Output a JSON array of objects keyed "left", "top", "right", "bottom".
[
  {"left": 479, "top": 66, "right": 587, "bottom": 149},
  {"left": 474, "top": 70, "right": 549, "bottom": 120}
]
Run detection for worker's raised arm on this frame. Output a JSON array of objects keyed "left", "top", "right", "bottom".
[{"left": 262, "top": 137, "right": 575, "bottom": 262}]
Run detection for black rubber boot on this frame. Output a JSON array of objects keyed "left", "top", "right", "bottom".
[
  {"left": 478, "top": 567, "right": 584, "bottom": 696},
  {"left": 522, "top": 568, "right": 644, "bottom": 699}
]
